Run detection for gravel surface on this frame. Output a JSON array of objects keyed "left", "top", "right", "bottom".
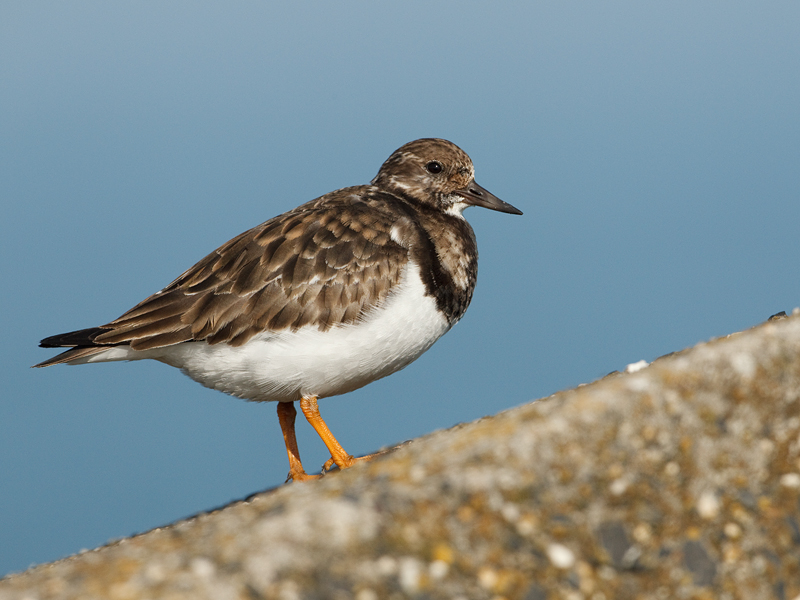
[{"left": 3, "top": 313, "right": 800, "bottom": 600}]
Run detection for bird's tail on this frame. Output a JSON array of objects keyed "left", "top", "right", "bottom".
[{"left": 33, "top": 327, "right": 113, "bottom": 368}]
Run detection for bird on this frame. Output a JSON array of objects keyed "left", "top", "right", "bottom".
[{"left": 34, "top": 138, "right": 523, "bottom": 482}]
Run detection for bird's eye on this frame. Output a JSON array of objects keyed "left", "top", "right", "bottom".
[{"left": 425, "top": 161, "right": 443, "bottom": 174}]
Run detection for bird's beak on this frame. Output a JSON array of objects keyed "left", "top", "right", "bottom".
[{"left": 456, "top": 181, "right": 523, "bottom": 215}]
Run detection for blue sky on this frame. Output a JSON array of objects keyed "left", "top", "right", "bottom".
[{"left": 2, "top": 1, "right": 799, "bottom": 576}]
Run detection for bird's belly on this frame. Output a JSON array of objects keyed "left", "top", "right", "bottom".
[{"left": 152, "top": 264, "right": 451, "bottom": 402}]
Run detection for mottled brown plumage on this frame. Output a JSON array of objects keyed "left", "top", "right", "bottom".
[
  {"left": 100, "top": 197, "right": 409, "bottom": 349},
  {"left": 35, "top": 138, "right": 522, "bottom": 482},
  {"left": 37, "top": 138, "right": 521, "bottom": 368}
]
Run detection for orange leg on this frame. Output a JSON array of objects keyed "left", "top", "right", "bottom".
[
  {"left": 299, "top": 395, "right": 400, "bottom": 473},
  {"left": 276, "top": 401, "right": 319, "bottom": 482},
  {"left": 299, "top": 396, "right": 358, "bottom": 470}
]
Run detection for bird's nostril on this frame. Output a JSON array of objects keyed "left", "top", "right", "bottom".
[{"left": 470, "top": 188, "right": 483, "bottom": 196}]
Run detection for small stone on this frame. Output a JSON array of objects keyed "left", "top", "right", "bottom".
[
  {"left": 731, "top": 353, "right": 756, "bottom": 378},
  {"left": 429, "top": 559, "right": 449, "bottom": 580},
  {"left": 598, "top": 565, "right": 617, "bottom": 580},
  {"left": 625, "top": 360, "right": 649, "bottom": 374},
  {"left": 609, "top": 477, "right": 629, "bottom": 496},
  {"left": 723, "top": 523, "right": 742, "bottom": 539},
  {"left": 697, "top": 492, "right": 720, "bottom": 520},
  {"left": 607, "top": 463, "right": 624, "bottom": 479},
  {"left": 598, "top": 522, "right": 634, "bottom": 568},
  {"left": 432, "top": 543, "right": 454, "bottom": 564},
  {"left": 683, "top": 541, "right": 716, "bottom": 586},
  {"left": 501, "top": 503, "right": 520, "bottom": 523},
  {"left": 398, "top": 558, "right": 421, "bottom": 593},
  {"left": 752, "top": 555, "right": 767, "bottom": 574},
  {"left": 723, "top": 542, "right": 743, "bottom": 564},
  {"left": 632, "top": 523, "right": 652, "bottom": 544},
  {"left": 375, "top": 555, "right": 397, "bottom": 576},
  {"left": 517, "top": 517, "right": 536, "bottom": 536},
  {"left": 547, "top": 543, "right": 576, "bottom": 569},
  {"left": 144, "top": 562, "right": 166, "bottom": 584},
  {"left": 478, "top": 566, "right": 499, "bottom": 589},
  {"left": 190, "top": 557, "right": 215, "bottom": 578},
  {"left": 409, "top": 465, "right": 426, "bottom": 482},
  {"left": 355, "top": 589, "right": 378, "bottom": 600},
  {"left": 780, "top": 473, "right": 800, "bottom": 488}
]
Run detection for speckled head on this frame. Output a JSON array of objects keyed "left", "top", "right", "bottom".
[{"left": 372, "top": 138, "right": 523, "bottom": 216}]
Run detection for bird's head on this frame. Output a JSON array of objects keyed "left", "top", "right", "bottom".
[{"left": 372, "top": 138, "right": 522, "bottom": 217}]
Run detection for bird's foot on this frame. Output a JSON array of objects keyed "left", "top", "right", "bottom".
[
  {"left": 285, "top": 467, "right": 322, "bottom": 483},
  {"left": 321, "top": 445, "right": 403, "bottom": 473}
]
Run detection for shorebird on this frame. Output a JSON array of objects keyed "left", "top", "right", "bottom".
[{"left": 35, "top": 138, "right": 523, "bottom": 481}]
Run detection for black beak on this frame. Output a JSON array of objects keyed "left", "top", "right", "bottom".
[{"left": 456, "top": 181, "right": 523, "bottom": 215}]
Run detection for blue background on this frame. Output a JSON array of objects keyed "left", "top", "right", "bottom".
[{"left": 2, "top": 1, "right": 798, "bottom": 576}]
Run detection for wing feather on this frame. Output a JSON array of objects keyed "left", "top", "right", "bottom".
[
  {"left": 78, "top": 191, "right": 412, "bottom": 352},
  {"left": 37, "top": 190, "right": 413, "bottom": 360}
]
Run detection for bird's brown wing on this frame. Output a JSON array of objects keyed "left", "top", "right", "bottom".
[{"left": 56, "top": 191, "right": 410, "bottom": 354}]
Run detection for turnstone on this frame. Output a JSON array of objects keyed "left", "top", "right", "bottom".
[{"left": 35, "top": 138, "right": 522, "bottom": 481}]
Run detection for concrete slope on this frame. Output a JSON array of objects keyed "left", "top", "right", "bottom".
[{"left": 2, "top": 314, "right": 799, "bottom": 599}]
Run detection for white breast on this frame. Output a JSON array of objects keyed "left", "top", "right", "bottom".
[{"left": 84, "top": 262, "right": 451, "bottom": 402}]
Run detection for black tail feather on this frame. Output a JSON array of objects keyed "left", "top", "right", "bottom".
[{"left": 39, "top": 327, "right": 111, "bottom": 348}]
